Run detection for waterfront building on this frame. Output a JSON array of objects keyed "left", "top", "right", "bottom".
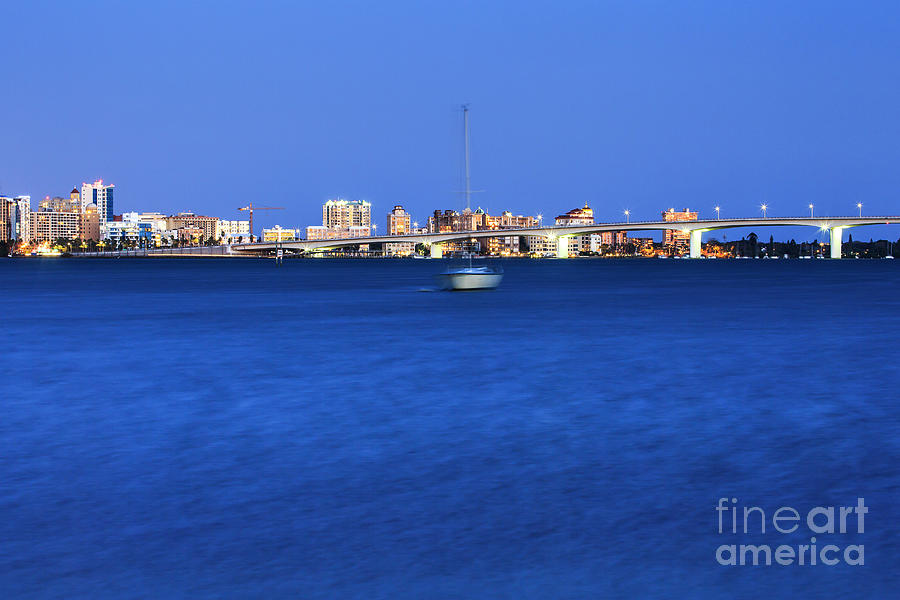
[
  {"left": 305, "top": 225, "right": 371, "bottom": 240},
  {"left": 555, "top": 204, "right": 595, "bottom": 254},
  {"left": 323, "top": 199, "right": 371, "bottom": 229},
  {"left": 307, "top": 199, "right": 373, "bottom": 240},
  {"left": 589, "top": 231, "right": 628, "bottom": 254},
  {"left": 662, "top": 208, "right": 698, "bottom": 253},
  {"left": 106, "top": 215, "right": 152, "bottom": 245},
  {"left": 81, "top": 179, "right": 115, "bottom": 227},
  {"left": 427, "top": 208, "right": 487, "bottom": 233},
  {"left": 387, "top": 205, "right": 411, "bottom": 235},
  {"left": 217, "top": 220, "right": 250, "bottom": 243},
  {"left": 0, "top": 197, "right": 15, "bottom": 242},
  {"left": 429, "top": 207, "right": 539, "bottom": 255},
  {"left": 481, "top": 211, "right": 537, "bottom": 255},
  {"left": 82, "top": 204, "right": 100, "bottom": 241},
  {"left": 177, "top": 225, "right": 204, "bottom": 244},
  {"left": 16, "top": 196, "right": 31, "bottom": 242},
  {"left": 39, "top": 190, "right": 80, "bottom": 213},
  {"left": 1, "top": 196, "right": 33, "bottom": 242},
  {"left": 386, "top": 205, "right": 415, "bottom": 255},
  {"left": 262, "top": 226, "right": 300, "bottom": 242},
  {"left": 165, "top": 212, "right": 219, "bottom": 241},
  {"left": 31, "top": 210, "right": 83, "bottom": 241}
]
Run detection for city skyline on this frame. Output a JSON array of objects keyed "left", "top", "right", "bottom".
[{"left": 3, "top": 2, "right": 900, "bottom": 240}]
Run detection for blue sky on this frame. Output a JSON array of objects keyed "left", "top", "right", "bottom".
[{"left": 3, "top": 0, "right": 900, "bottom": 240}]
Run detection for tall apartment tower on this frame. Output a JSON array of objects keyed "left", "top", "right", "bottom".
[
  {"left": 0, "top": 196, "right": 31, "bottom": 242},
  {"left": 323, "top": 199, "right": 371, "bottom": 229},
  {"left": 15, "top": 196, "right": 31, "bottom": 242},
  {"left": 387, "top": 205, "right": 411, "bottom": 235},
  {"left": 81, "top": 179, "right": 115, "bottom": 223}
]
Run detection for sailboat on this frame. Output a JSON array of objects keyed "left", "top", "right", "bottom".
[{"left": 438, "top": 105, "right": 503, "bottom": 290}]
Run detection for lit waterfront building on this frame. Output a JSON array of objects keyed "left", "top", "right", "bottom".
[
  {"left": 0, "top": 196, "right": 32, "bottom": 242},
  {"left": 557, "top": 204, "right": 594, "bottom": 255},
  {"left": 307, "top": 199, "right": 372, "bottom": 240},
  {"left": 386, "top": 205, "right": 414, "bottom": 256},
  {"left": 81, "top": 179, "right": 115, "bottom": 230},
  {"left": 106, "top": 214, "right": 152, "bottom": 245},
  {"left": 428, "top": 207, "right": 538, "bottom": 255},
  {"left": 262, "top": 226, "right": 300, "bottom": 242},
  {"left": 306, "top": 225, "right": 371, "bottom": 240},
  {"left": 589, "top": 231, "right": 628, "bottom": 254},
  {"left": 662, "top": 208, "right": 698, "bottom": 254},
  {"left": 16, "top": 196, "right": 31, "bottom": 242},
  {"left": 526, "top": 204, "right": 593, "bottom": 255},
  {"left": 217, "top": 220, "right": 250, "bottom": 243},
  {"left": 82, "top": 204, "right": 100, "bottom": 241},
  {"left": 0, "top": 197, "right": 19, "bottom": 242},
  {"left": 165, "top": 212, "right": 219, "bottom": 241},
  {"left": 323, "top": 199, "right": 371, "bottom": 229},
  {"left": 482, "top": 211, "right": 537, "bottom": 255},
  {"left": 31, "top": 210, "right": 83, "bottom": 242},
  {"left": 1, "top": 196, "right": 32, "bottom": 242},
  {"left": 39, "top": 189, "right": 81, "bottom": 213}
]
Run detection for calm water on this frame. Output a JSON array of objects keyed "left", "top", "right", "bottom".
[{"left": 2, "top": 258, "right": 898, "bottom": 598}]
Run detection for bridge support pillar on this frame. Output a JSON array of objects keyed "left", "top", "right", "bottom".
[
  {"left": 430, "top": 243, "right": 444, "bottom": 259},
  {"left": 830, "top": 227, "right": 843, "bottom": 259},
  {"left": 689, "top": 230, "right": 702, "bottom": 258},
  {"left": 556, "top": 237, "right": 569, "bottom": 259}
]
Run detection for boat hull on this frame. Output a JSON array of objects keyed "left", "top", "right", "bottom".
[{"left": 438, "top": 272, "right": 503, "bottom": 290}]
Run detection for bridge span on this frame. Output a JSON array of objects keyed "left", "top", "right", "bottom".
[{"left": 231, "top": 216, "right": 900, "bottom": 259}]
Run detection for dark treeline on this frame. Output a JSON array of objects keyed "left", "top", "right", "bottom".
[{"left": 707, "top": 233, "right": 900, "bottom": 258}]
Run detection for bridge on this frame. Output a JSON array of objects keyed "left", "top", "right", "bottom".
[{"left": 231, "top": 216, "right": 900, "bottom": 259}]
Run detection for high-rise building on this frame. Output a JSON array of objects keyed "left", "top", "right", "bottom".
[
  {"left": 387, "top": 205, "right": 411, "bottom": 235},
  {"left": 0, "top": 197, "right": 15, "bottom": 242},
  {"left": 385, "top": 205, "right": 414, "bottom": 255},
  {"left": 323, "top": 199, "right": 371, "bottom": 229},
  {"left": 82, "top": 204, "right": 100, "bottom": 241},
  {"left": 39, "top": 196, "right": 76, "bottom": 212},
  {"left": 307, "top": 199, "right": 372, "bottom": 240},
  {"left": 81, "top": 179, "right": 115, "bottom": 226},
  {"left": 662, "top": 208, "right": 697, "bottom": 253},
  {"left": 15, "top": 196, "right": 31, "bottom": 242},
  {"left": 1, "top": 196, "right": 32, "bottom": 243},
  {"left": 31, "top": 211, "right": 83, "bottom": 241}
]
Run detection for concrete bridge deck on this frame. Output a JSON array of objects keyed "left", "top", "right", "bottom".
[{"left": 232, "top": 216, "right": 900, "bottom": 259}]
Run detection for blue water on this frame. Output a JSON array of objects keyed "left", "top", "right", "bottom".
[{"left": 2, "top": 258, "right": 898, "bottom": 598}]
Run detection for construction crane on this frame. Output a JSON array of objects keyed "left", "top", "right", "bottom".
[{"left": 238, "top": 203, "right": 285, "bottom": 242}]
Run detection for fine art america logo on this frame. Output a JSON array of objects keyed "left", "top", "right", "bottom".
[{"left": 715, "top": 497, "right": 867, "bottom": 566}]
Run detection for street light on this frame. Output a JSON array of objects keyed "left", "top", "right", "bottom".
[
  {"left": 760, "top": 204, "right": 768, "bottom": 219},
  {"left": 857, "top": 202, "right": 863, "bottom": 217},
  {"left": 536, "top": 214, "right": 542, "bottom": 227},
  {"left": 715, "top": 206, "right": 721, "bottom": 220},
  {"left": 808, "top": 204, "right": 814, "bottom": 218},
  {"left": 624, "top": 209, "right": 630, "bottom": 223}
]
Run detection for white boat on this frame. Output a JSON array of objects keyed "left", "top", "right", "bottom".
[{"left": 438, "top": 264, "right": 504, "bottom": 290}]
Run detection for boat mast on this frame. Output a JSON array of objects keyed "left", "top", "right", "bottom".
[{"left": 463, "top": 104, "right": 471, "bottom": 212}]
